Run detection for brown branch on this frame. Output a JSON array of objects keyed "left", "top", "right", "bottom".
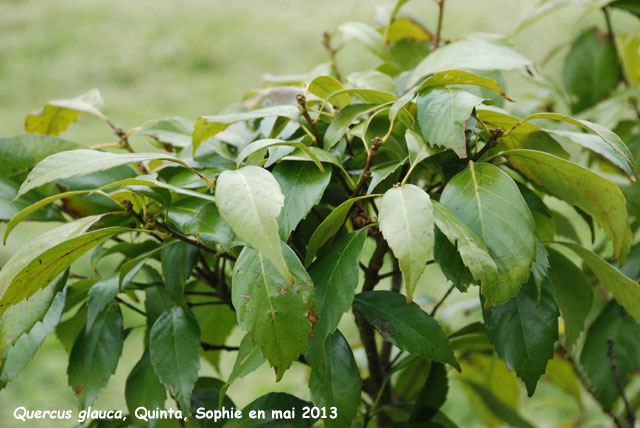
[
  {"left": 156, "top": 221, "right": 235, "bottom": 261},
  {"left": 323, "top": 31, "right": 343, "bottom": 81},
  {"left": 430, "top": 284, "right": 455, "bottom": 317},
  {"left": 296, "top": 94, "right": 322, "bottom": 146},
  {"left": 472, "top": 128, "right": 503, "bottom": 162},
  {"left": 116, "top": 296, "right": 146, "bottom": 317},
  {"left": 200, "top": 342, "right": 239, "bottom": 352},
  {"left": 433, "top": 0, "right": 446, "bottom": 49},
  {"left": 607, "top": 339, "right": 636, "bottom": 427},
  {"left": 351, "top": 137, "right": 383, "bottom": 199}
]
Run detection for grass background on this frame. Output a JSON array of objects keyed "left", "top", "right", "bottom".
[{"left": 0, "top": 0, "right": 636, "bottom": 426}]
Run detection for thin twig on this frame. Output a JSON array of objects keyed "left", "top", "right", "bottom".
[
  {"left": 472, "top": 128, "right": 504, "bottom": 162},
  {"left": 116, "top": 296, "right": 146, "bottom": 317},
  {"left": 430, "top": 284, "right": 455, "bottom": 317},
  {"left": 296, "top": 94, "right": 322, "bottom": 146},
  {"left": 433, "top": 0, "right": 446, "bottom": 49},
  {"left": 323, "top": 31, "right": 343, "bottom": 81},
  {"left": 607, "top": 338, "right": 636, "bottom": 427},
  {"left": 200, "top": 342, "right": 240, "bottom": 352},
  {"left": 351, "top": 137, "right": 383, "bottom": 199}
]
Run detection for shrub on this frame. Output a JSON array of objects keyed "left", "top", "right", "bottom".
[{"left": 1, "top": 0, "right": 640, "bottom": 427}]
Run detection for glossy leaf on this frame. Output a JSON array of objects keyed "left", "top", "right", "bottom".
[
  {"left": 555, "top": 242, "right": 640, "bottom": 322},
  {"left": 306, "top": 229, "right": 367, "bottom": 375},
  {"left": 0, "top": 286, "right": 67, "bottom": 388},
  {"left": 25, "top": 89, "right": 106, "bottom": 135},
  {"left": 410, "top": 362, "right": 448, "bottom": 422},
  {"left": 309, "top": 330, "right": 362, "bottom": 428},
  {"left": 305, "top": 195, "right": 375, "bottom": 266},
  {"left": 272, "top": 161, "right": 332, "bottom": 240},
  {"left": 432, "top": 200, "right": 499, "bottom": 290},
  {"left": 504, "top": 149, "right": 631, "bottom": 261},
  {"left": 68, "top": 303, "right": 123, "bottom": 408},
  {"left": 439, "top": 162, "right": 536, "bottom": 305},
  {"left": 227, "top": 334, "right": 267, "bottom": 385},
  {"left": 125, "top": 350, "right": 166, "bottom": 423},
  {"left": 224, "top": 392, "right": 315, "bottom": 428},
  {"left": 546, "top": 247, "right": 593, "bottom": 349},
  {"left": 0, "top": 226, "right": 130, "bottom": 315},
  {"left": 216, "top": 166, "right": 292, "bottom": 282},
  {"left": 17, "top": 149, "right": 197, "bottom": 198},
  {"left": 162, "top": 241, "right": 199, "bottom": 304},
  {"left": 236, "top": 138, "right": 323, "bottom": 172},
  {"left": 193, "top": 105, "right": 299, "bottom": 153},
  {"left": 149, "top": 306, "right": 201, "bottom": 411},
  {"left": 580, "top": 300, "right": 640, "bottom": 410},
  {"left": 379, "top": 184, "right": 434, "bottom": 301},
  {"left": 483, "top": 279, "right": 559, "bottom": 396},
  {"left": 232, "top": 244, "right": 316, "bottom": 380},
  {"left": 307, "top": 75, "right": 349, "bottom": 107},
  {"left": 324, "top": 104, "right": 378, "bottom": 149},
  {"left": 409, "top": 38, "right": 533, "bottom": 87},
  {"left": 86, "top": 276, "right": 119, "bottom": 333},
  {"left": 562, "top": 28, "right": 621, "bottom": 114},
  {"left": 354, "top": 291, "right": 459, "bottom": 369},
  {"left": 417, "top": 88, "right": 484, "bottom": 158}
]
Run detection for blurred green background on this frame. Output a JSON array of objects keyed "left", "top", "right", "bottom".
[{"left": 0, "top": 0, "right": 636, "bottom": 427}]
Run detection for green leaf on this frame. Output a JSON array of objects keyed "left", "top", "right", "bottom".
[
  {"left": 309, "top": 330, "right": 361, "bottom": 428},
  {"left": 379, "top": 184, "right": 434, "bottom": 301},
  {"left": 125, "top": 350, "right": 166, "bottom": 424},
  {"left": 305, "top": 195, "right": 376, "bottom": 266},
  {"left": 504, "top": 149, "right": 631, "bottom": 262},
  {"left": 439, "top": 162, "right": 536, "bottom": 305},
  {"left": 483, "top": 279, "right": 559, "bottom": 396},
  {"left": 273, "top": 161, "right": 332, "bottom": 240},
  {"left": 546, "top": 247, "right": 593, "bottom": 350},
  {"left": 531, "top": 237, "right": 549, "bottom": 297},
  {"left": 216, "top": 166, "right": 292, "bottom": 282},
  {"left": 25, "top": 89, "right": 106, "bottom": 135},
  {"left": 458, "top": 353, "right": 521, "bottom": 427},
  {"left": 236, "top": 138, "right": 324, "bottom": 172},
  {"left": 611, "top": 0, "right": 640, "bottom": 18},
  {"left": 405, "top": 129, "right": 440, "bottom": 170},
  {"left": 580, "top": 301, "right": 640, "bottom": 410},
  {"left": 409, "top": 37, "right": 533, "bottom": 87},
  {"left": 194, "top": 300, "right": 237, "bottom": 372},
  {"left": 367, "top": 159, "right": 406, "bottom": 194},
  {"left": 0, "top": 226, "right": 130, "bottom": 315},
  {"left": 335, "top": 21, "right": 385, "bottom": 58},
  {"left": 432, "top": 200, "right": 499, "bottom": 290},
  {"left": 17, "top": 149, "right": 199, "bottom": 198},
  {"left": 554, "top": 242, "right": 640, "bottom": 323},
  {"left": 306, "top": 229, "right": 367, "bottom": 376},
  {"left": 86, "top": 276, "right": 119, "bottom": 332},
  {"left": 68, "top": 303, "right": 123, "bottom": 408},
  {"left": 4, "top": 190, "right": 103, "bottom": 243},
  {"left": 191, "top": 378, "right": 236, "bottom": 428},
  {"left": 324, "top": 104, "right": 378, "bottom": 149},
  {"left": 224, "top": 392, "right": 315, "bottom": 428},
  {"left": 227, "top": 334, "right": 266, "bottom": 385},
  {"left": 391, "top": 69, "right": 512, "bottom": 123},
  {"left": 132, "top": 116, "right": 193, "bottom": 149},
  {"left": 307, "top": 75, "right": 349, "bottom": 108},
  {"left": 0, "top": 134, "right": 81, "bottom": 181},
  {"left": 353, "top": 290, "right": 459, "bottom": 370},
  {"left": 523, "top": 112, "right": 639, "bottom": 178},
  {"left": 0, "top": 270, "right": 68, "bottom": 356},
  {"left": 149, "top": 306, "right": 201, "bottom": 412},
  {"left": 417, "top": 88, "right": 484, "bottom": 158},
  {"left": 232, "top": 244, "right": 316, "bottom": 380},
  {"left": 475, "top": 106, "right": 569, "bottom": 158},
  {"left": 463, "top": 380, "right": 536, "bottom": 428},
  {"left": 193, "top": 105, "right": 299, "bottom": 153},
  {"left": 0, "top": 286, "right": 67, "bottom": 388},
  {"left": 327, "top": 88, "right": 396, "bottom": 105},
  {"left": 162, "top": 241, "right": 199, "bottom": 304},
  {"left": 562, "top": 28, "right": 621, "bottom": 114},
  {"left": 410, "top": 362, "right": 448, "bottom": 422},
  {"left": 168, "top": 199, "right": 236, "bottom": 251}
]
